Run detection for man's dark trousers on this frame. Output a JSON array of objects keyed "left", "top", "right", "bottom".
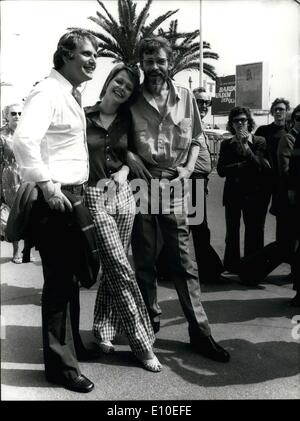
[{"left": 34, "top": 194, "right": 82, "bottom": 381}]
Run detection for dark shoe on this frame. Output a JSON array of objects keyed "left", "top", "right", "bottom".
[
  {"left": 76, "top": 346, "right": 100, "bottom": 361},
  {"left": 202, "top": 274, "right": 232, "bottom": 284},
  {"left": 223, "top": 264, "right": 240, "bottom": 275},
  {"left": 190, "top": 335, "right": 230, "bottom": 363},
  {"left": 47, "top": 373, "right": 94, "bottom": 393},
  {"left": 151, "top": 319, "right": 160, "bottom": 334},
  {"left": 290, "top": 292, "right": 300, "bottom": 307}
]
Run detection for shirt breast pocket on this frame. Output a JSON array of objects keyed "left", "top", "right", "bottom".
[{"left": 175, "top": 118, "right": 192, "bottom": 150}]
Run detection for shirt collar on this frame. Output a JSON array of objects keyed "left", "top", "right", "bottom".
[
  {"left": 49, "top": 68, "right": 75, "bottom": 94},
  {"left": 84, "top": 101, "right": 102, "bottom": 116}
]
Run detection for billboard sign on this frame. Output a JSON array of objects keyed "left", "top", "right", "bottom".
[
  {"left": 211, "top": 75, "right": 235, "bottom": 115},
  {"left": 235, "top": 62, "right": 266, "bottom": 109}
]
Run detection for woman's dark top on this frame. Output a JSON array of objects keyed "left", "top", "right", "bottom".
[
  {"left": 85, "top": 102, "right": 132, "bottom": 186},
  {"left": 217, "top": 134, "right": 271, "bottom": 206}
]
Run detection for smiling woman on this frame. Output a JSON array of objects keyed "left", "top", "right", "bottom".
[{"left": 84, "top": 63, "right": 162, "bottom": 373}]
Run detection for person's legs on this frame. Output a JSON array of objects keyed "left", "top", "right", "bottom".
[
  {"left": 22, "top": 238, "right": 33, "bottom": 263},
  {"left": 290, "top": 241, "right": 300, "bottom": 306},
  {"left": 223, "top": 203, "right": 241, "bottom": 272},
  {"left": 158, "top": 210, "right": 230, "bottom": 362},
  {"left": 12, "top": 241, "right": 22, "bottom": 263},
  {"left": 243, "top": 198, "right": 266, "bottom": 257},
  {"left": 158, "top": 212, "right": 211, "bottom": 338},
  {"left": 40, "top": 249, "right": 80, "bottom": 381},
  {"left": 86, "top": 186, "right": 156, "bottom": 359},
  {"left": 37, "top": 205, "right": 81, "bottom": 380},
  {"left": 33, "top": 194, "right": 93, "bottom": 392},
  {"left": 131, "top": 213, "right": 162, "bottom": 324}
]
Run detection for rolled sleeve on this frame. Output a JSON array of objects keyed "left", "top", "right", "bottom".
[{"left": 191, "top": 96, "right": 204, "bottom": 148}]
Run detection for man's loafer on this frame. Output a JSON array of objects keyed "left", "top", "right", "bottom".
[
  {"left": 47, "top": 374, "right": 95, "bottom": 393},
  {"left": 190, "top": 335, "right": 230, "bottom": 363}
]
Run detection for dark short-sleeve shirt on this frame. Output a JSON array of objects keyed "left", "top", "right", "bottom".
[{"left": 85, "top": 102, "right": 131, "bottom": 185}]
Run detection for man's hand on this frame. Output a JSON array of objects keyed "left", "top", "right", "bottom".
[
  {"left": 127, "top": 151, "right": 152, "bottom": 182},
  {"left": 38, "top": 181, "right": 72, "bottom": 212},
  {"left": 172, "top": 166, "right": 193, "bottom": 183}
]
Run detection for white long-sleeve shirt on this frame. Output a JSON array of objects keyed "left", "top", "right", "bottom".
[{"left": 13, "top": 68, "right": 89, "bottom": 185}]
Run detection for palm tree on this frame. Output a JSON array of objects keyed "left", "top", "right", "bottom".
[
  {"left": 86, "top": 0, "right": 178, "bottom": 65},
  {"left": 158, "top": 20, "right": 219, "bottom": 81}
]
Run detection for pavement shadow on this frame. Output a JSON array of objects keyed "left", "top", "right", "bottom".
[
  {"left": 1, "top": 325, "right": 43, "bottom": 364},
  {"left": 203, "top": 297, "right": 297, "bottom": 324},
  {"left": 1, "top": 368, "right": 46, "bottom": 388},
  {"left": 159, "top": 274, "right": 292, "bottom": 294},
  {"left": 158, "top": 296, "right": 296, "bottom": 329},
  {"left": 1, "top": 283, "right": 42, "bottom": 306},
  {"left": 154, "top": 337, "right": 300, "bottom": 387},
  {"left": 0, "top": 257, "right": 12, "bottom": 264}
]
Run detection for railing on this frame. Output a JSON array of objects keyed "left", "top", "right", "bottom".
[{"left": 205, "top": 129, "right": 230, "bottom": 169}]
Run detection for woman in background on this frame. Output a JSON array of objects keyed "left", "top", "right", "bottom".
[
  {"left": 217, "top": 106, "right": 271, "bottom": 273},
  {"left": 0, "top": 103, "right": 33, "bottom": 263}
]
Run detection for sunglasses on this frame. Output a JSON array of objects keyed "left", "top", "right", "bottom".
[
  {"left": 196, "top": 99, "right": 211, "bottom": 106},
  {"left": 10, "top": 111, "right": 22, "bottom": 116},
  {"left": 143, "top": 59, "right": 168, "bottom": 66},
  {"left": 232, "top": 117, "right": 248, "bottom": 124}
]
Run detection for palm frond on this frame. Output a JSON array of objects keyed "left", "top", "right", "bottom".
[{"left": 143, "top": 9, "right": 178, "bottom": 37}]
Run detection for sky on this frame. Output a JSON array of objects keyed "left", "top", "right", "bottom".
[{"left": 1, "top": 0, "right": 299, "bottom": 114}]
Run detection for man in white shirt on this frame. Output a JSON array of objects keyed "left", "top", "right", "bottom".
[{"left": 13, "top": 29, "right": 98, "bottom": 393}]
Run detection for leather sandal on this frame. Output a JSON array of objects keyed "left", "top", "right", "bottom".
[
  {"left": 98, "top": 340, "right": 115, "bottom": 354},
  {"left": 138, "top": 354, "right": 162, "bottom": 373}
]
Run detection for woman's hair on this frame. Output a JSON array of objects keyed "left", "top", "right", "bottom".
[
  {"left": 100, "top": 63, "right": 141, "bottom": 107},
  {"left": 226, "top": 106, "right": 255, "bottom": 134},
  {"left": 270, "top": 97, "right": 291, "bottom": 114},
  {"left": 53, "top": 29, "right": 98, "bottom": 70},
  {"left": 291, "top": 104, "right": 300, "bottom": 124},
  {"left": 2, "top": 103, "right": 23, "bottom": 124},
  {"left": 138, "top": 36, "right": 172, "bottom": 63}
]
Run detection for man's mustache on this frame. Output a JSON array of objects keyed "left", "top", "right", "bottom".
[{"left": 148, "top": 70, "right": 167, "bottom": 79}]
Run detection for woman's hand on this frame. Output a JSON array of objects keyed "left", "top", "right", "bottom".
[
  {"left": 236, "top": 128, "right": 250, "bottom": 152},
  {"left": 110, "top": 166, "right": 129, "bottom": 187}
]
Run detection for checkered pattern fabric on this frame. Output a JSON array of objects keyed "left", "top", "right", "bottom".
[{"left": 85, "top": 182, "right": 155, "bottom": 355}]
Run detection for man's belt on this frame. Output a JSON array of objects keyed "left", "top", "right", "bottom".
[{"left": 62, "top": 183, "right": 86, "bottom": 195}]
